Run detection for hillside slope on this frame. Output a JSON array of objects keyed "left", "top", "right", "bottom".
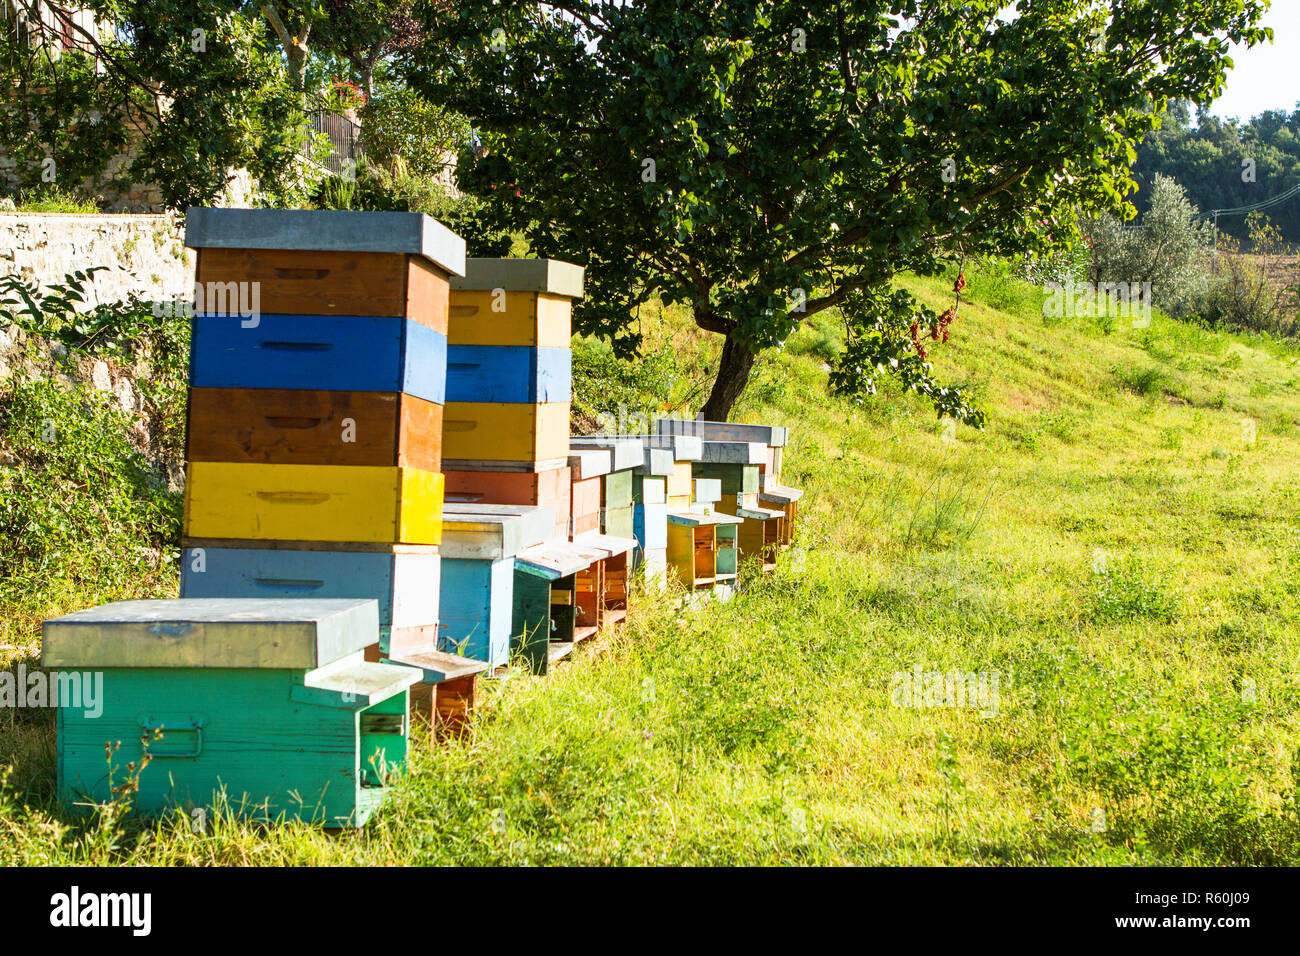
[{"left": 3, "top": 267, "right": 1300, "bottom": 864}]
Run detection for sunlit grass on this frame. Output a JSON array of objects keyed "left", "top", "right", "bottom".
[{"left": 3, "top": 265, "right": 1300, "bottom": 864}]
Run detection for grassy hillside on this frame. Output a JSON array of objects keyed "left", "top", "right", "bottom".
[{"left": 4, "top": 264, "right": 1300, "bottom": 864}]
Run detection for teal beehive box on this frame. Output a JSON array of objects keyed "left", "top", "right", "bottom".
[{"left": 41, "top": 598, "right": 421, "bottom": 828}]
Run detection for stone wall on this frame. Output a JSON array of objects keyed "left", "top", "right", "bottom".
[{"left": 0, "top": 212, "right": 194, "bottom": 308}]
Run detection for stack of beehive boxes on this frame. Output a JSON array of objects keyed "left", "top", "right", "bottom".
[
  {"left": 178, "top": 208, "right": 476, "bottom": 732},
  {"left": 439, "top": 259, "right": 625, "bottom": 670},
  {"left": 654, "top": 419, "right": 798, "bottom": 569},
  {"left": 437, "top": 503, "right": 555, "bottom": 675},
  {"left": 566, "top": 436, "right": 645, "bottom": 622},
  {"left": 441, "top": 258, "right": 581, "bottom": 534},
  {"left": 616, "top": 431, "right": 743, "bottom": 593},
  {"left": 630, "top": 440, "right": 675, "bottom": 590}
]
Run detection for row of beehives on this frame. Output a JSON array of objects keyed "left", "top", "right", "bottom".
[{"left": 39, "top": 209, "right": 803, "bottom": 828}]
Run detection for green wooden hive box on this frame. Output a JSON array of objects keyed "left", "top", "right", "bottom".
[{"left": 41, "top": 598, "right": 421, "bottom": 828}]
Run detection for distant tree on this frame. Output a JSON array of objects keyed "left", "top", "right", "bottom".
[
  {"left": 1083, "top": 174, "right": 1212, "bottom": 316},
  {"left": 411, "top": 0, "right": 1271, "bottom": 422},
  {"left": 1133, "top": 100, "right": 1300, "bottom": 243},
  {"left": 359, "top": 84, "right": 469, "bottom": 178},
  {"left": 1, "top": 1, "right": 316, "bottom": 209}
]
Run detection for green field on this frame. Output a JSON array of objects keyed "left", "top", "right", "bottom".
[{"left": 4, "top": 264, "right": 1300, "bottom": 865}]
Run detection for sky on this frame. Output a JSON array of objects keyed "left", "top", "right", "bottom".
[{"left": 1209, "top": 3, "right": 1300, "bottom": 121}]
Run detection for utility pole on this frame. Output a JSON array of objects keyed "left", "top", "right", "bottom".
[{"left": 1211, "top": 210, "right": 1219, "bottom": 276}]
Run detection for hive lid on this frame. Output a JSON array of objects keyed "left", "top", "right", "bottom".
[
  {"left": 440, "top": 504, "right": 555, "bottom": 560},
  {"left": 736, "top": 505, "right": 786, "bottom": 521},
  {"left": 667, "top": 509, "right": 743, "bottom": 527},
  {"left": 41, "top": 598, "right": 378, "bottom": 670},
  {"left": 654, "top": 418, "right": 788, "bottom": 448},
  {"left": 450, "top": 258, "right": 584, "bottom": 298},
  {"left": 184, "top": 207, "right": 467, "bottom": 277},
  {"left": 568, "top": 447, "right": 612, "bottom": 480},
  {"left": 384, "top": 647, "right": 490, "bottom": 684},
  {"left": 515, "top": 540, "right": 596, "bottom": 580},
  {"left": 571, "top": 531, "right": 640, "bottom": 558},
  {"left": 608, "top": 434, "right": 703, "bottom": 461},
  {"left": 698, "top": 441, "right": 767, "bottom": 464},
  {"left": 760, "top": 486, "right": 804, "bottom": 505},
  {"left": 302, "top": 657, "right": 422, "bottom": 706},
  {"left": 568, "top": 436, "right": 645, "bottom": 472}
]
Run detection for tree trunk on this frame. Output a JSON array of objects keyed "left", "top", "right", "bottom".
[{"left": 700, "top": 330, "right": 757, "bottom": 422}]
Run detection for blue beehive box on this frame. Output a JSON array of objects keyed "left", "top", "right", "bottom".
[
  {"left": 445, "top": 345, "right": 571, "bottom": 403},
  {"left": 178, "top": 544, "right": 441, "bottom": 657},
  {"left": 438, "top": 504, "right": 555, "bottom": 668},
  {"left": 41, "top": 598, "right": 421, "bottom": 828}
]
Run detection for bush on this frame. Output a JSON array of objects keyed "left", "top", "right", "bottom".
[
  {"left": 1111, "top": 364, "right": 1170, "bottom": 399},
  {"left": 0, "top": 375, "right": 181, "bottom": 608},
  {"left": 1196, "top": 214, "right": 1299, "bottom": 336},
  {"left": 1083, "top": 175, "right": 1211, "bottom": 317},
  {"left": 571, "top": 337, "right": 682, "bottom": 426},
  {"left": 312, "top": 159, "right": 512, "bottom": 257},
  {"left": 359, "top": 87, "right": 471, "bottom": 181}
]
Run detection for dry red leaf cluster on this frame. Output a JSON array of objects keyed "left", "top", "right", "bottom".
[{"left": 908, "top": 272, "right": 964, "bottom": 360}]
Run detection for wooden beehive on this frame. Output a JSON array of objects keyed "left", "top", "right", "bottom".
[
  {"left": 41, "top": 599, "right": 421, "bottom": 828},
  {"left": 187, "top": 388, "right": 443, "bottom": 472},
  {"left": 513, "top": 540, "right": 595, "bottom": 673},
  {"left": 444, "top": 466, "right": 571, "bottom": 540},
  {"left": 181, "top": 208, "right": 490, "bottom": 724},
  {"left": 443, "top": 258, "right": 584, "bottom": 470},
  {"left": 568, "top": 447, "right": 611, "bottom": 540},
  {"left": 570, "top": 532, "right": 639, "bottom": 628},
  {"left": 183, "top": 462, "right": 445, "bottom": 545},
  {"left": 666, "top": 510, "right": 743, "bottom": 590},
  {"left": 760, "top": 485, "right": 803, "bottom": 546},
  {"left": 178, "top": 542, "right": 440, "bottom": 657},
  {"left": 438, "top": 504, "right": 555, "bottom": 669}
]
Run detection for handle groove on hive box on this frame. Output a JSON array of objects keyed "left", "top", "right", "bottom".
[
  {"left": 253, "top": 578, "right": 326, "bottom": 590},
  {"left": 140, "top": 719, "right": 205, "bottom": 758},
  {"left": 273, "top": 267, "right": 331, "bottom": 280},
  {"left": 263, "top": 416, "right": 324, "bottom": 429},
  {"left": 255, "top": 491, "right": 331, "bottom": 504},
  {"left": 261, "top": 341, "right": 333, "bottom": 352}
]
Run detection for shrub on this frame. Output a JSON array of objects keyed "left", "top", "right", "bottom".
[
  {"left": 312, "top": 159, "right": 512, "bottom": 257},
  {"left": 1111, "top": 364, "right": 1170, "bottom": 399},
  {"left": 1082, "top": 175, "right": 1211, "bottom": 317},
  {"left": 0, "top": 375, "right": 181, "bottom": 608},
  {"left": 1196, "top": 214, "right": 1299, "bottom": 336},
  {"left": 570, "top": 337, "right": 681, "bottom": 426},
  {"left": 359, "top": 87, "right": 471, "bottom": 181}
]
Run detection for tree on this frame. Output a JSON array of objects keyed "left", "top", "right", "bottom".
[
  {"left": 1083, "top": 174, "right": 1211, "bottom": 316},
  {"left": 311, "top": 0, "right": 433, "bottom": 101},
  {"left": 1133, "top": 100, "right": 1300, "bottom": 243},
  {"left": 2, "top": 0, "right": 315, "bottom": 209},
  {"left": 359, "top": 84, "right": 469, "bottom": 178},
  {"left": 409, "top": 0, "right": 1270, "bottom": 422}
]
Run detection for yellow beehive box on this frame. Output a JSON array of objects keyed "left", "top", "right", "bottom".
[
  {"left": 448, "top": 258, "right": 584, "bottom": 347},
  {"left": 447, "top": 291, "right": 573, "bottom": 347},
  {"left": 666, "top": 460, "right": 693, "bottom": 507},
  {"left": 185, "top": 462, "right": 444, "bottom": 545},
  {"left": 442, "top": 402, "right": 571, "bottom": 465}
]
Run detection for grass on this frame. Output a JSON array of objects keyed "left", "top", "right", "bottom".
[
  {"left": 3, "top": 267, "right": 1300, "bottom": 864},
  {"left": 1, "top": 187, "right": 100, "bottom": 214}
]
